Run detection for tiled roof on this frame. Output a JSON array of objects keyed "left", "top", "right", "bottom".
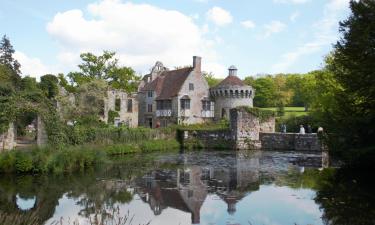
[
  {"left": 214, "top": 75, "right": 246, "bottom": 88},
  {"left": 141, "top": 67, "right": 193, "bottom": 100}
]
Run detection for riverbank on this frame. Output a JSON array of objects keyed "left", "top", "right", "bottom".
[{"left": 0, "top": 139, "right": 180, "bottom": 174}]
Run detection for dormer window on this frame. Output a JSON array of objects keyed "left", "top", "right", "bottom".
[{"left": 147, "top": 91, "right": 153, "bottom": 98}]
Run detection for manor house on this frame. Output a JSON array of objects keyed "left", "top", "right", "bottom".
[{"left": 137, "top": 56, "right": 254, "bottom": 128}]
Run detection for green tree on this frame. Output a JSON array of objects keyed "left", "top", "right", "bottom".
[
  {"left": 203, "top": 71, "right": 221, "bottom": 87},
  {"left": 252, "top": 76, "right": 278, "bottom": 107},
  {"left": 0, "top": 35, "right": 21, "bottom": 75},
  {"left": 68, "top": 51, "right": 118, "bottom": 85},
  {"left": 39, "top": 74, "right": 59, "bottom": 99},
  {"left": 319, "top": 0, "right": 375, "bottom": 165},
  {"left": 108, "top": 66, "right": 140, "bottom": 93}
]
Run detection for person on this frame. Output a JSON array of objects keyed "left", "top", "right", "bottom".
[
  {"left": 306, "top": 124, "right": 312, "bottom": 133},
  {"left": 299, "top": 125, "right": 305, "bottom": 134},
  {"left": 317, "top": 127, "right": 324, "bottom": 133},
  {"left": 281, "top": 124, "right": 287, "bottom": 133}
]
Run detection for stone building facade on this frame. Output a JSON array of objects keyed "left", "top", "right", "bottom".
[
  {"left": 210, "top": 66, "right": 254, "bottom": 120},
  {"left": 103, "top": 90, "right": 138, "bottom": 128},
  {"left": 138, "top": 56, "right": 214, "bottom": 128}
]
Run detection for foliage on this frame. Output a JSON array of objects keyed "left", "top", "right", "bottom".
[
  {"left": 109, "top": 66, "right": 140, "bottom": 93},
  {"left": 276, "top": 115, "right": 317, "bottom": 133},
  {"left": 240, "top": 106, "right": 276, "bottom": 122},
  {"left": 175, "top": 119, "right": 229, "bottom": 131},
  {"left": 39, "top": 74, "right": 59, "bottom": 99},
  {"left": 0, "top": 137, "right": 180, "bottom": 174},
  {"left": 108, "top": 110, "right": 119, "bottom": 125},
  {"left": 312, "top": 0, "right": 375, "bottom": 164},
  {"left": 203, "top": 71, "right": 222, "bottom": 87},
  {"left": 0, "top": 35, "right": 21, "bottom": 75}
]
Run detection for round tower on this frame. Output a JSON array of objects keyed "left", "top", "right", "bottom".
[{"left": 210, "top": 66, "right": 254, "bottom": 119}]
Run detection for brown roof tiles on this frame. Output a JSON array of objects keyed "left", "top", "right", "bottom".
[
  {"left": 141, "top": 67, "right": 194, "bottom": 100},
  {"left": 214, "top": 75, "right": 246, "bottom": 88}
]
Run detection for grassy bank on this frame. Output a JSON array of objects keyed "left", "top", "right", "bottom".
[
  {"left": 0, "top": 139, "right": 180, "bottom": 174},
  {"left": 261, "top": 107, "right": 308, "bottom": 118}
]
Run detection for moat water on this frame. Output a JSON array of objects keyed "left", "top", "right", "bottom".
[{"left": 0, "top": 151, "right": 374, "bottom": 225}]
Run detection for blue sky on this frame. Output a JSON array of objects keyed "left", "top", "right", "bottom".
[{"left": 0, "top": 0, "right": 351, "bottom": 79}]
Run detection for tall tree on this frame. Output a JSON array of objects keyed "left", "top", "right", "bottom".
[
  {"left": 68, "top": 51, "right": 118, "bottom": 85},
  {"left": 0, "top": 35, "right": 21, "bottom": 75},
  {"left": 108, "top": 66, "right": 140, "bottom": 93},
  {"left": 322, "top": 0, "right": 375, "bottom": 164}
]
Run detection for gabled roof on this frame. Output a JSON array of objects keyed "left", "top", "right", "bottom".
[
  {"left": 141, "top": 67, "right": 194, "bottom": 100},
  {"left": 214, "top": 75, "right": 246, "bottom": 88}
]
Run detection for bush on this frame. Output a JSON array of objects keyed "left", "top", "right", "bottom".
[
  {"left": 276, "top": 115, "right": 317, "bottom": 133},
  {"left": 14, "top": 152, "right": 33, "bottom": 173}
]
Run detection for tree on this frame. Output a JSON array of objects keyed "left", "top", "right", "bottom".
[
  {"left": 203, "top": 72, "right": 221, "bottom": 87},
  {"left": 40, "top": 74, "right": 59, "bottom": 99},
  {"left": 108, "top": 66, "right": 140, "bottom": 93},
  {"left": 68, "top": 51, "right": 118, "bottom": 85},
  {"left": 319, "top": 0, "right": 375, "bottom": 165},
  {"left": 0, "top": 35, "right": 21, "bottom": 75},
  {"left": 252, "top": 76, "right": 278, "bottom": 107}
]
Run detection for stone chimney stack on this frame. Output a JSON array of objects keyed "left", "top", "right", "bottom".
[
  {"left": 228, "top": 65, "right": 238, "bottom": 76},
  {"left": 193, "top": 56, "right": 202, "bottom": 73}
]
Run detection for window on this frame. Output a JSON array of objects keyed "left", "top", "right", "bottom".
[
  {"left": 127, "top": 99, "right": 132, "bottom": 112},
  {"left": 115, "top": 99, "right": 121, "bottom": 111},
  {"left": 147, "top": 104, "right": 153, "bottom": 112},
  {"left": 202, "top": 100, "right": 211, "bottom": 111},
  {"left": 180, "top": 99, "right": 190, "bottom": 110},
  {"left": 98, "top": 100, "right": 105, "bottom": 116},
  {"left": 157, "top": 100, "right": 171, "bottom": 110},
  {"left": 189, "top": 83, "right": 194, "bottom": 91},
  {"left": 147, "top": 91, "right": 153, "bottom": 98}
]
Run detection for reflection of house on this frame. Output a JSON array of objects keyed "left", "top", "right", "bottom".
[
  {"left": 137, "top": 57, "right": 214, "bottom": 128},
  {"left": 134, "top": 153, "right": 261, "bottom": 223}
]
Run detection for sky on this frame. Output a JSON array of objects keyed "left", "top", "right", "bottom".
[{"left": 0, "top": 0, "right": 351, "bottom": 79}]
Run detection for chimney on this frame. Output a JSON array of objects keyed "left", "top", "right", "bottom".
[
  {"left": 228, "top": 65, "right": 238, "bottom": 76},
  {"left": 193, "top": 56, "right": 201, "bottom": 73}
]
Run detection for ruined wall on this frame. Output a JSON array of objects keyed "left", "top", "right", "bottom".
[
  {"left": 0, "top": 123, "right": 16, "bottom": 151},
  {"left": 260, "top": 133, "right": 322, "bottom": 151},
  {"left": 37, "top": 116, "right": 48, "bottom": 146},
  {"left": 106, "top": 90, "right": 138, "bottom": 128},
  {"left": 230, "top": 108, "right": 275, "bottom": 150}
]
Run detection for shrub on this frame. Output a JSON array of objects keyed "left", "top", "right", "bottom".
[{"left": 14, "top": 152, "right": 33, "bottom": 173}]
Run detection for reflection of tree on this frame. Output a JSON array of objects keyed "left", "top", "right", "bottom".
[
  {"left": 0, "top": 154, "right": 155, "bottom": 225},
  {"left": 314, "top": 169, "right": 375, "bottom": 225}
]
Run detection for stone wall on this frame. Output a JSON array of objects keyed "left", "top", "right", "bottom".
[
  {"left": 105, "top": 90, "right": 138, "bottom": 128},
  {"left": 179, "top": 129, "right": 234, "bottom": 150},
  {"left": 0, "top": 123, "right": 16, "bottom": 151},
  {"left": 230, "top": 108, "right": 275, "bottom": 150},
  {"left": 260, "top": 133, "right": 322, "bottom": 151},
  {"left": 37, "top": 116, "right": 48, "bottom": 146}
]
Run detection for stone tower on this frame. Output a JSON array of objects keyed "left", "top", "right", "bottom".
[{"left": 210, "top": 66, "right": 254, "bottom": 120}]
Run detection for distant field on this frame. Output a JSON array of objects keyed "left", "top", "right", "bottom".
[{"left": 261, "top": 107, "right": 308, "bottom": 118}]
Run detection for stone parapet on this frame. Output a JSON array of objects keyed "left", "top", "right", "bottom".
[{"left": 260, "top": 133, "right": 322, "bottom": 151}]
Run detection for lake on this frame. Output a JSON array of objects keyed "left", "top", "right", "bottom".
[{"left": 0, "top": 150, "right": 374, "bottom": 225}]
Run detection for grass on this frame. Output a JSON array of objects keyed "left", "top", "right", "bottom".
[
  {"left": 0, "top": 139, "right": 180, "bottom": 174},
  {"left": 261, "top": 107, "right": 308, "bottom": 118}
]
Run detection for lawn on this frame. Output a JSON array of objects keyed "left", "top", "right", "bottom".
[{"left": 261, "top": 107, "right": 308, "bottom": 118}]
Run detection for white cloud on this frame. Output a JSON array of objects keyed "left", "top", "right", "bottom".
[
  {"left": 14, "top": 51, "right": 56, "bottom": 80},
  {"left": 241, "top": 20, "right": 256, "bottom": 29},
  {"left": 262, "top": 20, "right": 286, "bottom": 38},
  {"left": 271, "top": 0, "right": 350, "bottom": 73},
  {"left": 290, "top": 11, "right": 300, "bottom": 22},
  {"left": 206, "top": 6, "right": 233, "bottom": 26},
  {"left": 46, "top": 0, "right": 224, "bottom": 76},
  {"left": 274, "top": 0, "right": 310, "bottom": 4}
]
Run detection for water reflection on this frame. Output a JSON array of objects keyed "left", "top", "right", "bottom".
[{"left": 0, "top": 151, "right": 373, "bottom": 225}]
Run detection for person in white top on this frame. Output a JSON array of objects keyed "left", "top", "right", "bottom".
[{"left": 299, "top": 125, "right": 305, "bottom": 134}]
